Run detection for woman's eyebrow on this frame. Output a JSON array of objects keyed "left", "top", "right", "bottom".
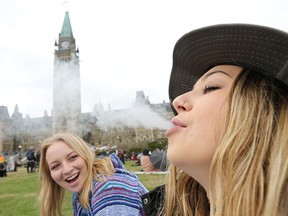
[
  {"left": 48, "top": 160, "right": 57, "bottom": 166},
  {"left": 66, "top": 151, "right": 76, "bottom": 158},
  {"left": 202, "top": 70, "right": 233, "bottom": 81},
  {"left": 193, "top": 70, "right": 233, "bottom": 90},
  {"left": 67, "top": 151, "right": 75, "bottom": 156}
]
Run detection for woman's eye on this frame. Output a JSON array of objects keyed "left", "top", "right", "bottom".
[
  {"left": 51, "top": 164, "right": 60, "bottom": 170},
  {"left": 203, "top": 85, "right": 220, "bottom": 94},
  {"left": 70, "top": 155, "right": 78, "bottom": 161}
]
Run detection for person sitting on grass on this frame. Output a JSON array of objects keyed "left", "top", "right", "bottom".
[{"left": 140, "top": 149, "right": 160, "bottom": 172}]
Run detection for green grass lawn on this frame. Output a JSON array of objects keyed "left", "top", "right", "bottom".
[{"left": 0, "top": 161, "right": 166, "bottom": 216}]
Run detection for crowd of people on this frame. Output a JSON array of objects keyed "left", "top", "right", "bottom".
[
  {"left": 0, "top": 146, "right": 41, "bottom": 176},
  {"left": 0, "top": 153, "right": 21, "bottom": 176}
]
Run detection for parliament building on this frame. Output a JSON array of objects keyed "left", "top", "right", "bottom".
[{"left": 0, "top": 12, "right": 173, "bottom": 154}]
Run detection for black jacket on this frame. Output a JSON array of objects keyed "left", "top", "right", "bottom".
[{"left": 141, "top": 185, "right": 165, "bottom": 216}]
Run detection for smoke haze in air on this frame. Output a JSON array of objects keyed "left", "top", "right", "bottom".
[{"left": 92, "top": 105, "right": 171, "bottom": 131}]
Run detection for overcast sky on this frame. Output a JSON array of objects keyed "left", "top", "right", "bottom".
[{"left": 1, "top": 0, "right": 288, "bottom": 118}]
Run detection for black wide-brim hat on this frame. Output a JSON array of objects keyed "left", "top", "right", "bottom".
[{"left": 169, "top": 23, "right": 288, "bottom": 105}]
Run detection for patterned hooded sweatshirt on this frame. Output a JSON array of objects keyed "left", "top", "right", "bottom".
[{"left": 72, "top": 153, "right": 148, "bottom": 216}]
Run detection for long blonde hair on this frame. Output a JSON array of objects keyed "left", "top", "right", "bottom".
[
  {"left": 38, "top": 133, "right": 114, "bottom": 216},
  {"left": 161, "top": 70, "right": 288, "bottom": 216}
]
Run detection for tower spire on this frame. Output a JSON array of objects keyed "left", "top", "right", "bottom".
[{"left": 60, "top": 11, "right": 73, "bottom": 38}]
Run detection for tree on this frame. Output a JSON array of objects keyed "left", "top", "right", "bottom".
[{"left": 147, "top": 139, "right": 168, "bottom": 151}]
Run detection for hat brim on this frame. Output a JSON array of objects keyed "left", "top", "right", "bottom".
[{"left": 169, "top": 24, "right": 288, "bottom": 106}]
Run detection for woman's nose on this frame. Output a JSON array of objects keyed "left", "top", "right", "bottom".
[
  {"left": 62, "top": 163, "right": 73, "bottom": 174},
  {"left": 173, "top": 95, "right": 191, "bottom": 113}
]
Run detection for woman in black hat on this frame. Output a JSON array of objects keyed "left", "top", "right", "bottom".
[{"left": 145, "top": 24, "right": 288, "bottom": 216}]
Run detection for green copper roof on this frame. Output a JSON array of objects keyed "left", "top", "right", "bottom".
[{"left": 60, "top": 11, "right": 73, "bottom": 38}]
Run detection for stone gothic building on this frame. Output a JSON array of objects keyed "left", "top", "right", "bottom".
[{"left": 0, "top": 12, "right": 173, "bottom": 154}]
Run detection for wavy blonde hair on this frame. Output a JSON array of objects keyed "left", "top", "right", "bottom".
[
  {"left": 161, "top": 69, "right": 288, "bottom": 216},
  {"left": 38, "top": 133, "right": 114, "bottom": 216}
]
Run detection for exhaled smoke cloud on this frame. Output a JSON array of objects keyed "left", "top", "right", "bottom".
[
  {"left": 93, "top": 105, "right": 171, "bottom": 131},
  {"left": 53, "top": 61, "right": 172, "bottom": 134}
]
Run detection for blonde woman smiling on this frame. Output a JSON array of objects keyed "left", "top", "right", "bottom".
[{"left": 39, "top": 133, "right": 147, "bottom": 216}]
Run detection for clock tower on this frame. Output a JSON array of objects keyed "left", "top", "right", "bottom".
[{"left": 52, "top": 11, "right": 82, "bottom": 136}]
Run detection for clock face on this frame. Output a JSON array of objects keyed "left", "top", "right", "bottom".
[{"left": 61, "top": 41, "right": 69, "bottom": 49}]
